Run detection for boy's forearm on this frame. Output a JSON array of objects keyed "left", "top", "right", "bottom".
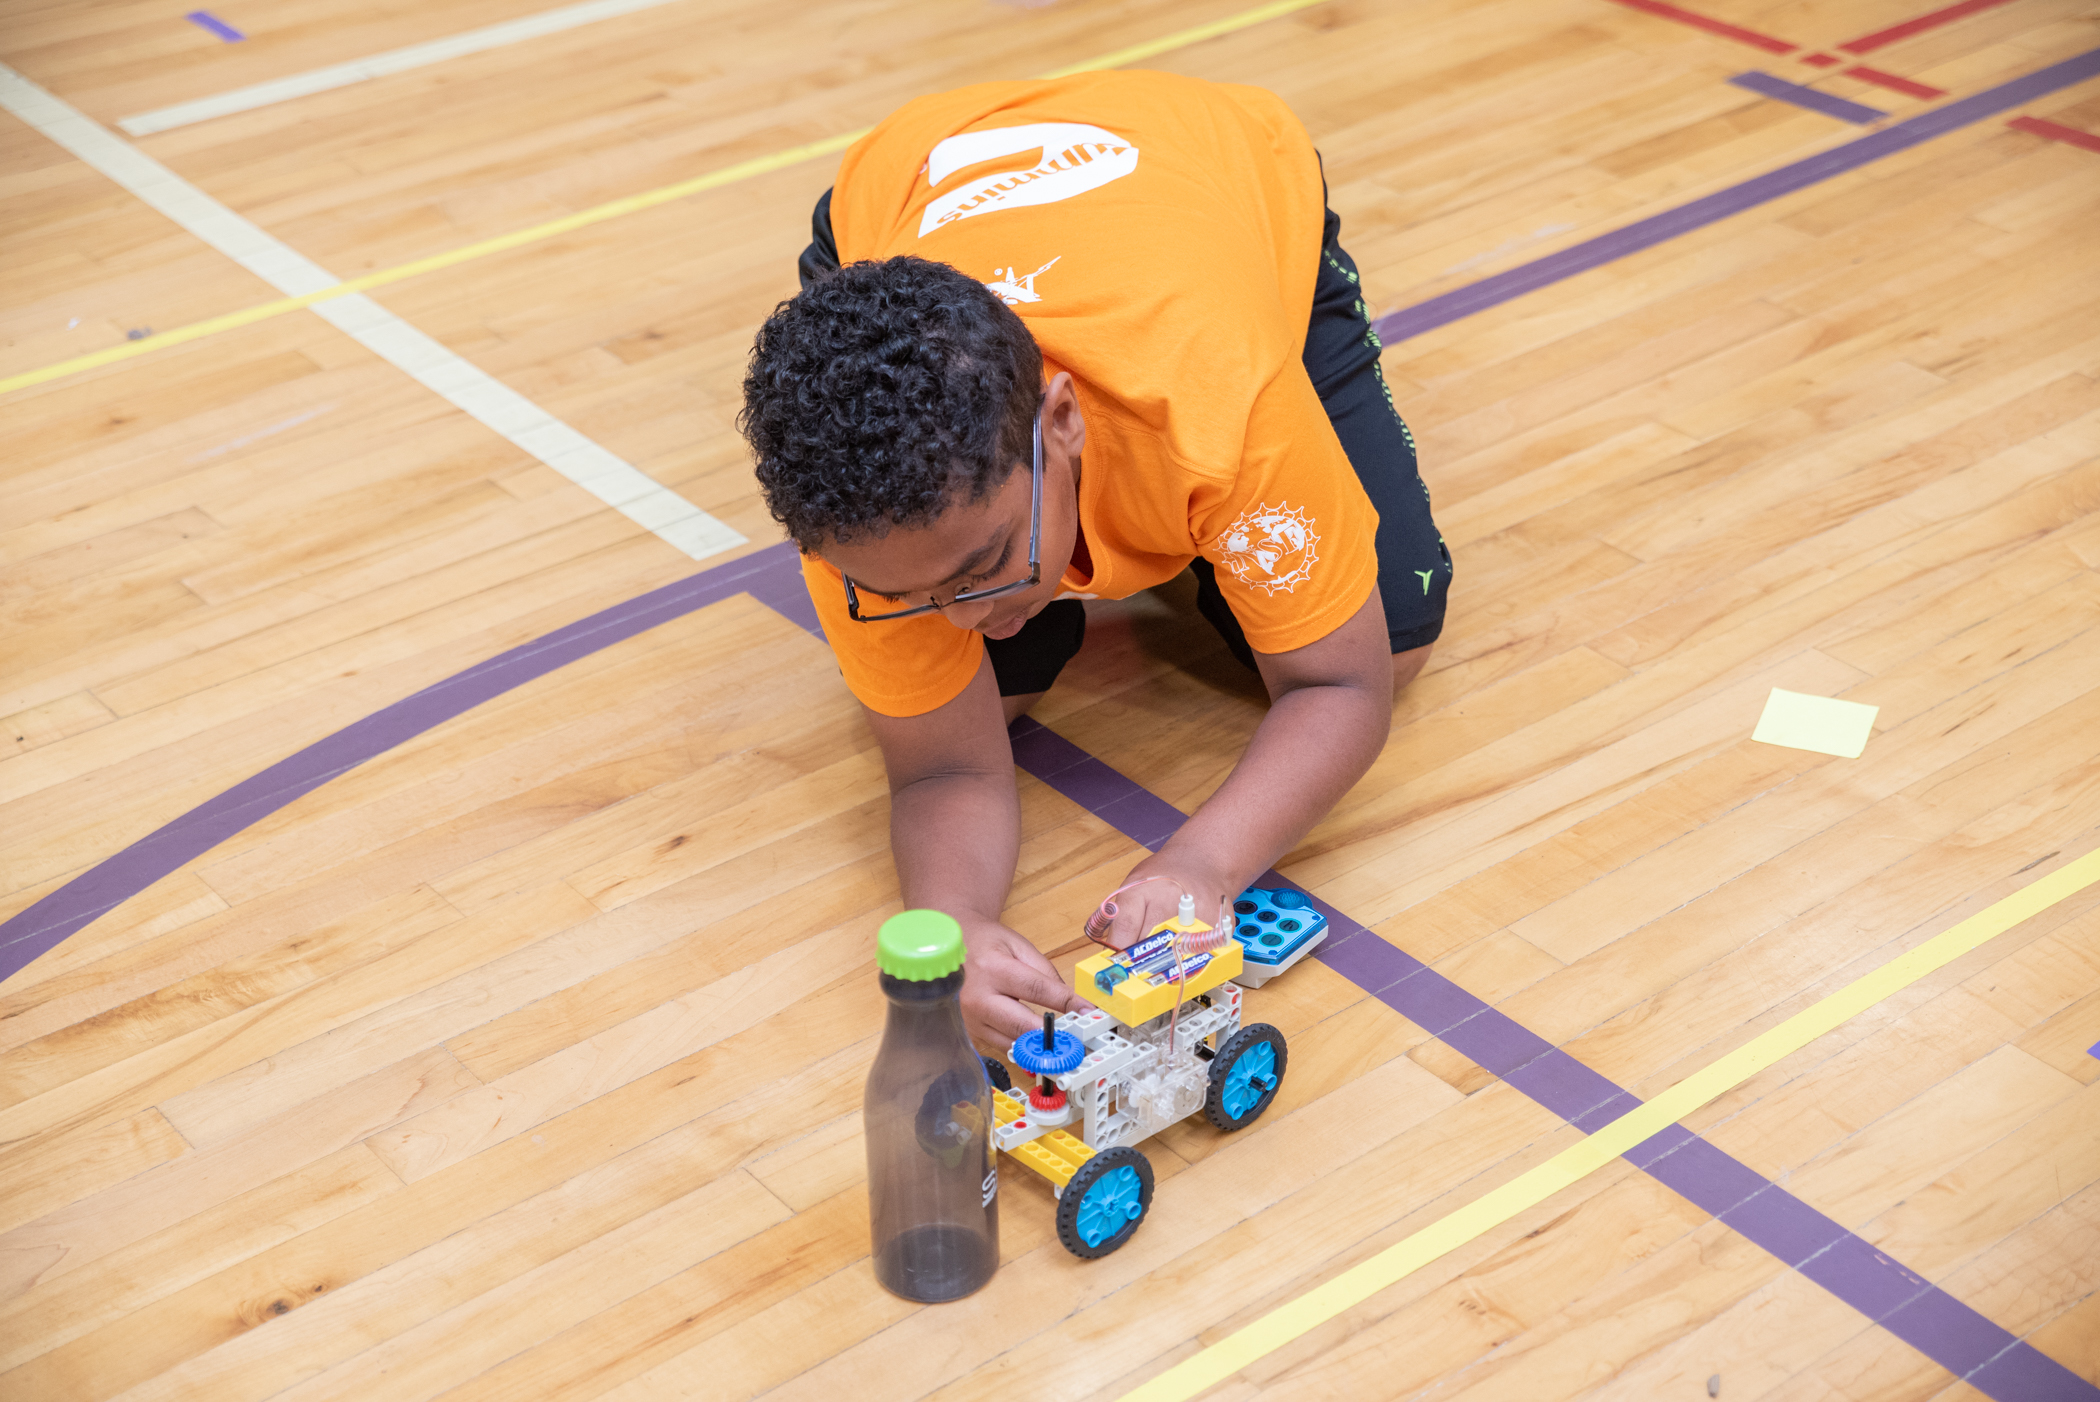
[
  {"left": 1161, "top": 676, "right": 1389, "bottom": 892},
  {"left": 889, "top": 770, "right": 1022, "bottom": 923}
]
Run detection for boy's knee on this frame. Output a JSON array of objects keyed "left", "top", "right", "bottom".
[{"left": 1393, "top": 644, "right": 1431, "bottom": 692}]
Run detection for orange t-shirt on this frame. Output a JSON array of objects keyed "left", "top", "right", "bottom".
[{"left": 802, "top": 70, "right": 1379, "bottom": 716}]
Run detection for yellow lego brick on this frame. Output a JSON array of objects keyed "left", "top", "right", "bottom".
[
  {"left": 1040, "top": 1129, "right": 1095, "bottom": 1171},
  {"left": 997, "top": 1091, "right": 1093, "bottom": 1190},
  {"left": 1015, "top": 1138, "right": 1079, "bottom": 1188},
  {"left": 1074, "top": 938, "right": 1244, "bottom": 1023}
]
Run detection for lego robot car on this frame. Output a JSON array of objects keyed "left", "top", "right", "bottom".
[{"left": 985, "top": 886, "right": 1327, "bottom": 1258}]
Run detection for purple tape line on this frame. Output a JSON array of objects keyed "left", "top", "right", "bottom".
[
  {"left": 1008, "top": 718, "right": 2098, "bottom": 1401},
  {"left": 1373, "top": 45, "right": 2100, "bottom": 345},
  {"left": 0, "top": 542, "right": 814, "bottom": 982},
  {"left": 1729, "top": 71, "right": 1889, "bottom": 124},
  {"left": 185, "top": 10, "right": 245, "bottom": 41}
]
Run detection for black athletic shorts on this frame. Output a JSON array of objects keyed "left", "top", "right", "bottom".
[{"left": 797, "top": 186, "right": 1451, "bottom": 696}]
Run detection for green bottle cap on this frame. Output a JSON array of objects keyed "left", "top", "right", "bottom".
[{"left": 877, "top": 910, "right": 966, "bottom": 980}]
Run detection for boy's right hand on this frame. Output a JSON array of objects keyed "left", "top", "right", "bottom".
[{"left": 959, "top": 917, "right": 1090, "bottom": 1053}]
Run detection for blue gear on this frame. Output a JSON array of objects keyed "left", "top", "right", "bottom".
[{"left": 1010, "top": 1026, "right": 1085, "bottom": 1075}]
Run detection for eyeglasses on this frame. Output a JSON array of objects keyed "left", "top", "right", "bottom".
[{"left": 843, "top": 406, "right": 1044, "bottom": 623}]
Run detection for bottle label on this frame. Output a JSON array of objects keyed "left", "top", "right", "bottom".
[{"left": 981, "top": 1168, "right": 998, "bottom": 1207}]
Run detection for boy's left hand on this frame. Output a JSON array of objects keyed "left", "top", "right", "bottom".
[{"left": 1097, "top": 853, "right": 1238, "bottom": 950}]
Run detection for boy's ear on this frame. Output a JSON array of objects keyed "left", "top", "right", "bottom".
[{"left": 1044, "top": 371, "right": 1086, "bottom": 461}]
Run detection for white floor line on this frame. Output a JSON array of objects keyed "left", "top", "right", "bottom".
[
  {"left": 2, "top": 63, "right": 744, "bottom": 563},
  {"left": 118, "top": 0, "right": 689, "bottom": 136}
]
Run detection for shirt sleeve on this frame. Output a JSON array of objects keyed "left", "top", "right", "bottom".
[
  {"left": 800, "top": 552, "right": 987, "bottom": 717},
  {"left": 1191, "top": 362, "right": 1380, "bottom": 655}
]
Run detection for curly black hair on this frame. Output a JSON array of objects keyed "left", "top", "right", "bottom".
[{"left": 740, "top": 256, "right": 1043, "bottom": 550}]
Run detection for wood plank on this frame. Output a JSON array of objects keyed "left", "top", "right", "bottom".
[
  {"left": 0, "top": 1045, "right": 474, "bottom": 1305},
  {"left": 1, "top": 691, "right": 117, "bottom": 757},
  {"left": 1777, "top": 1046, "right": 2080, "bottom": 1229},
  {"left": 0, "top": 885, "right": 457, "bottom": 1122},
  {"left": 368, "top": 928, "right": 873, "bottom": 1182},
  {"left": 243, "top": 1171, "right": 793, "bottom": 1402},
  {"left": 0, "top": 1104, "right": 189, "bottom": 1236},
  {"left": 0, "top": 1143, "right": 399, "bottom": 1372}
]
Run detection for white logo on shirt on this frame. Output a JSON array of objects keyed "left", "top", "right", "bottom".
[
  {"left": 985, "top": 256, "right": 1060, "bottom": 305},
  {"left": 1212, "top": 503, "right": 1322, "bottom": 595},
  {"left": 919, "top": 123, "right": 1140, "bottom": 237}
]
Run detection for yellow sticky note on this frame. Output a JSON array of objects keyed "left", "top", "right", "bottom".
[{"left": 1752, "top": 688, "right": 1878, "bottom": 758}]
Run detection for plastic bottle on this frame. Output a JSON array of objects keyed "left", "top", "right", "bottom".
[{"left": 865, "top": 910, "right": 999, "bottom": 1302}]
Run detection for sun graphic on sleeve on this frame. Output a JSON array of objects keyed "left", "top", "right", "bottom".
[{"left": 1210, "top": 502, "right": 1322, "bottom": 595}]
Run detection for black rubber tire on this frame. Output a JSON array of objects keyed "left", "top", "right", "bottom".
[
  {"left": 1055, "top": 1147, "right": 1154, "bottom": 1259},
  {"left": 981, "top": 1056, "right": 1012, "bottom": 1093},
  {"left": 1204, "top": 1023, "right": 1288, "bottom": 1132}
]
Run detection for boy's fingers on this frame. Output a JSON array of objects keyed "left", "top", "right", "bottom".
[
  {"left": 1125, "top": 893, "right": 1170, "bottom": 944},
  {"left": 1013, "top": 938, "right": 1062, "bottom": 980},
  {"left": 1018, "top": 966, "right": 1077, "bottom": 1014},
  {"left": 972, "top": 945, "right": 1080, "bottom": 1034},
  {"left": 1046, "top": 979, "right": 1090, "bottom": 1017},
  {"left": 1011, "top": 954, "right": 1086, "bottom": 1013},
  {"left": 972, "top": 985, "right": 1043, "bottom": 1047},
  {"left": 1108, "top": 899, "right": 1152, "bottom": 948},
  {"left": 997, "top": 983, "right": 1090, "bottom": 1035},
  {"left": 991, "top": 999, "right": 1041, "bottom": 1044}
]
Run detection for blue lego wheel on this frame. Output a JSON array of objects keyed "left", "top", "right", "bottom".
[
  {"left": 1056, "top": 1147, "right": 1153, "bottom": 1258},
  {"left": 1205, "top": 1024, "right": 1287, "bottom": 1131}
]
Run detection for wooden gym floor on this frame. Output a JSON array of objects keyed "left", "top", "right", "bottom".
[{"left": 3, "top": 0, "right": 2099, "bottom": 1397}]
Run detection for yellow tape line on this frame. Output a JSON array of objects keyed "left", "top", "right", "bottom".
[
  {"left": 1120, "top": 845, "right": 2100, "bottom": 1402},
  {"left": 0, "top": 0, "right": 1330, "bottom": 399},
  {"left": 1038, "top": 0, "right": 1329, "bottom": 78},
  {"left": 0, "top": 130, "right": 866, "bottom": 397}
]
